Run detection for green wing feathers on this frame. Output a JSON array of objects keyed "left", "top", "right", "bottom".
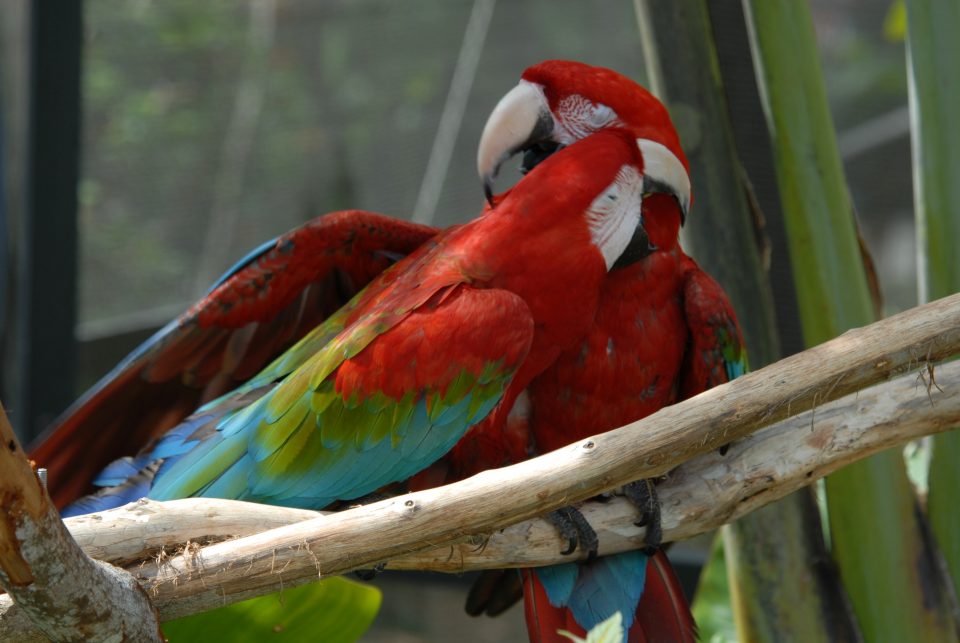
[{"left": 149, "top": 285, "right": 534, "bottom": 508}]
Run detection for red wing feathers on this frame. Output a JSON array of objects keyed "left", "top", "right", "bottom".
[
  {"left": 679, "top": 256, "right": 747, "bottom": 399},
  {"left": 630, "top": 549, "right": 698, "bottom": 643},
  {"left": 31, "top": 211, "right": 438, "bottom": 508}
]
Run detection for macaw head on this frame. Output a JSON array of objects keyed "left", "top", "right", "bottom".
[
  {"left": 477, "top": 60, "right": 690, "bottom": 235},
  {"left": 500, "top": 127, "right": 652, "bottom": 273}
]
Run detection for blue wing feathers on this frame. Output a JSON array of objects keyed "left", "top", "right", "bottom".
[
  {"left": 67, "top": 279, "right": 528, "bottom": 516},
  {"left": 535, "top": 551, "right": 648, "bottom": 631},
  {"left": 62, "top": 476, "right": 152, "bottom": 517},
  {"left": 207, "top": 237, "right": 278, "bottom": 294},
  {"left": 137, "top": 381, "right": 507, "bottom": 509},
  {"left": 535, "top": 562, "right": 579, "bottom": 606},
  {"left": 94, "top": 455, "right": 153, "bottom": 487}
]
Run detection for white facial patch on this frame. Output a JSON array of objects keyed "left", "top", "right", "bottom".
[
  {"left": 554, "top": 94, "right": 621, "bottom": 144},
  {"left": 586, "top": 164, "right": 645, "bottom": 270}
]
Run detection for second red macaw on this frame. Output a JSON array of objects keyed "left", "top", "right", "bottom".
[{"left": 413, "top": 61, "right": 746, "bottom": 642}]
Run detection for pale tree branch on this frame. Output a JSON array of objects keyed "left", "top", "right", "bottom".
[
  {"left": 0, "top": 293, "right": 958, "bottom": 639},
  {"left": 136, "top": 292, "right": 960, "bottom": 621},
  {"left": 54, "top": 358, "right": 960, "bottom": 576},
  {"left": 0, "top": 403, "right": 163, "bottom": 642}
]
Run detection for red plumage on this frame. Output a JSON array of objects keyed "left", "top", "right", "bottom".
[
  {"left": 439, "top": 193, "right": 740, "bottom": 643},
  {"left": 522, "top": 61, "right": 689, "bottom": 178},
  {"left": 450, "top": 61, "right": 746, "bottom": 641},
  {"left": 30, "top": 210, "right": 438, "bottom": 508},
  {"left": 633, "top": 549, "right": 699, "bottom": 643},
  {"left": 32, "top": 129, "right": 649, "bottom": 511},
  {"left": 33, "top": 57, "right": 743, "bottom": 643}
]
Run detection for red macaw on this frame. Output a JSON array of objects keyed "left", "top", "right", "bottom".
[
  {"left": 410, "top": 61, "right": 746, "bottom": 642},
  {"left": 60, "top": 128, "right": 677, "bottom": 518}
]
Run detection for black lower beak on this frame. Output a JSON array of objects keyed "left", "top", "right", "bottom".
[
  {"left": 485, "top": 140, "right": 562, "bottom": 207},
  {"left": 520, "top": 141, "right": 561, "bottom": 175},
  {"left": 612, "top": 223, "right": 657, "bottom": 270}
]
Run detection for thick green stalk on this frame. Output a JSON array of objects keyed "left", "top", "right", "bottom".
[
  {"left": 906, "top": 0, "right": 960, "bottom": 600},
  {"left": 634, "top": 1, "right": 857, "bottom": 640},
  {"left": 635, "top": 0, "right": 778, "bottom": 362},
  {"left": 723, "top": 494, "right": 859, "bottom": 643},
  {"left": 636, "top": 0, "right": 780, "bottom": 354},
  {"left": 743, "top": 1, "right": 957, "bottom": 640},
  {"left": 741, "top": 1, "right": 874, "bottom": 343}
]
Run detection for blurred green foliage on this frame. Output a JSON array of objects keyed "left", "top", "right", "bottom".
[
  {"left": 162, "top": 577, "right": 381, "bottom": 642},
  {"left": 692, "top": 537, "right": 737, "bottom": 643}
]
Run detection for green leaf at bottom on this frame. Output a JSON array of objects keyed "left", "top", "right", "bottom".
[{"left": 163, "top": 577, "right": 382, "bottom": 643}]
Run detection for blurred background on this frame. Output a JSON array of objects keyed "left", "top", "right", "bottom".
[{"left": 0, "top": 1, "right": 915, "bottom": 640}]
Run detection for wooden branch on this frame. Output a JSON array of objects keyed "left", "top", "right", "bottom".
[
  {"left": 54, "top": 357, "right": 960, "bottom": 580},
  {"left": 126, "top": 293, "right": 959, "bottom": 619},
  {"left": 0, "top": 404, "right": 163, "bottom": 642},
  {"left": 1, "top": 293, "right": 957, "bottom": 637}
]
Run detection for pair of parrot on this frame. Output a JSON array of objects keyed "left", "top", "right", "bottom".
[{"left": 31, "top": 60, "right": 746, "bottom": 642}]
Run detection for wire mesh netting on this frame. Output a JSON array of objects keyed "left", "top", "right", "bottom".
[{"left": 78, "top": 0, "right": 650, "bottom": 339}]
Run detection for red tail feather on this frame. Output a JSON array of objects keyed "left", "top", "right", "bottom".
[
  {"left": 28, "top": 372, "right": 202, "bottom": 509},
  {"left": 630, "top": 549, "right": 698, "bottom": 643},
  {"left": 522, "top": 569, "right": 581, "bottom": 643},
  {"left": 520, "top": 551, "right": 697, "bottom": 643}
]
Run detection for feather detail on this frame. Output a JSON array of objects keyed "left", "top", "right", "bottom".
[
  {"left": 534, "top": 552, "right": 648, "bottom": 632},
  {"left": 146, "top": 286, "right": 534, "bottom": 507},
  {"left": 679, "top": 255, "right": 748, "bottom": 397},
  {"left": 630, "top": 549, "right": 697, "bottom": 643},
  {"left": 523, "top": 568, "right": 578, "bottom": 643}
]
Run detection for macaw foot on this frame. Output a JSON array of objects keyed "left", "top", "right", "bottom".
[
  {"left": 547, "top": 506, "right": 599, "bottom": 560},
  {"left": 353, "top": 562, "right": 386, "bottom": 581},
  {"left": 465, "top": 569, "right": 524, "bottom": 617},
  {"left": 623, "top": 478, "right": 662, "bottom": 554}
]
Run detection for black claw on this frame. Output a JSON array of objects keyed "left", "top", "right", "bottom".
[
  {"left": 567, "top": 507, "right": 600, "bottom": 561},
  {"left": 624, "top": 479, "right": 663, "bottom": 554},
  {"left": 547, "top": 506, "right": 599, "bottom": 559},
  {"left": 547, "top": 508, "right": 581, "bottom": 555}
]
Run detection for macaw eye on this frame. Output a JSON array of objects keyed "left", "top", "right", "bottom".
[
  {"left": 554, "top": 95, "right": 620, "bottom": 141},
  {"left": 588, "top": 103, "right": 617, "bottom": 129}
]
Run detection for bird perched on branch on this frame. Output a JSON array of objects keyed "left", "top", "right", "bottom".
[
  {"left": 60, "top": 128, "right": 684, "bottom": 521},
  {"left": 33, "top": 59, "right": 743, "bottom": 643},
  {"left": 407, "top": 60, "right": 745, "bottom": 643}
]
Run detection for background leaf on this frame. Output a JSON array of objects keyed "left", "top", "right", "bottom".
[{"left": 162, "top": 577, "right": 382, "bottom": 643}]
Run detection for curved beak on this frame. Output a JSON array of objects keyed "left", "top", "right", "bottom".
[
  {"left": 637, "top": 139, "right": 691, "bottom": 225},
  {"left": 477, "top": 80, "right": 554, "bottom": 205}
]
